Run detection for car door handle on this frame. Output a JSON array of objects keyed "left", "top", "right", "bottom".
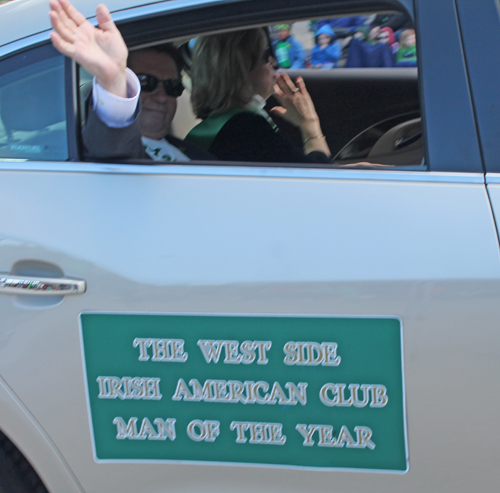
[{"left": 0, "top": 274, "right": 86, "bottom": 296}]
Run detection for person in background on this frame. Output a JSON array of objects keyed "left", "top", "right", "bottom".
[
  {"left": 312, "top": 16, "right": 369, "bottom": 65},
  {"left": 345, "top": 25, "right": 394, "bottom": 68},
  {"left": 272, "top": 24, "right": 306, "bottom": 69},
  {"left": 310, "top": 25, "right": 341, "bottom": 69},
  {"left": 313, "top": 16, "right": 367, "bottom": 39},
  {"left": 395, "top": 29, "right": 417, "bottom": 67},
  {"left": 186, "top": 29, "right": 331, "bottom": 163},
  {"left": 367, "top": 25, "right": 381, "bottom": 44},
  {"left": 368, "top": 12, "right": 414, "bottom": 34},
  {"left": 377, "top": 27, "right": 398, "bottom": 54},
  {"left": 353, "top": 26, "right": 370, "bottom": 41}
]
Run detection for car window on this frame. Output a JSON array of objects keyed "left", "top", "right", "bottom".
[
  {"left": 172, "top": 14, "right": 421, "bottom": 168},
  {"left": 78, "top": 9, "right": 423, "bottom": 170},
  {"left": 0, "top": 48, "right": 68, "bottom": 162}
]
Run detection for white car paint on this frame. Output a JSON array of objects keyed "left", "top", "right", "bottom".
[
  {"left": 0, "top": 0, "right": 229, "bottom": 48},
  {"left": 1, "top": 163, "right": 500, "bottom": 491},
  {"left": 1, "top": 0, "right": 500, "bottom": 491}
]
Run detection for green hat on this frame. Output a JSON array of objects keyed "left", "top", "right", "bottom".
[{"left": 275, "top": 24, "right": 291, "bottom": 31}]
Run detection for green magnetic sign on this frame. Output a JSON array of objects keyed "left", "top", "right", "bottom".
[{"left": 80, "top": 313, "right": 407, "bottom": 472}]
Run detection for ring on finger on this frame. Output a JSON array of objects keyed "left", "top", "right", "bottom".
[{"left": 292, "top": 87, "right": 300, "bottom": 93}]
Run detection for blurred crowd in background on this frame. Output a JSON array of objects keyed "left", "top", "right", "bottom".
[{"left": 270, "top": 13, "right": 417, "bottom": 69}]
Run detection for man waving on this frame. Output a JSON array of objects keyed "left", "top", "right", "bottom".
[{"left": 49, "top": 0, "right": 212, "bottom": 161}]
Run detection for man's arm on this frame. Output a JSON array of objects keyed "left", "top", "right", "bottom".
[
  {"left": 83, "top": 94, "right": 147, "bottom": 160},
  {"left": 50, "top": 0, "right": 140, "bottom": 125},
  {"left": 50, "top": 0, "right": 148, "bottom": 160},
  {"left": 91, "top": 68, "right": 139, "bottom": 127}
]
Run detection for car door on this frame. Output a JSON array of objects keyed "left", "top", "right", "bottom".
[{"left": 1, "top": 0, "right": 500, "bottom": 492}]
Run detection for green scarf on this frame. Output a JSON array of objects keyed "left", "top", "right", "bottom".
[{"left": 186, "top": 102, "right": 277, "bottom": 151}]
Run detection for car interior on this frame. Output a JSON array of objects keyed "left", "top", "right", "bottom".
[{"left": 77, "top": 10, "right": 423, "bottom": 169}]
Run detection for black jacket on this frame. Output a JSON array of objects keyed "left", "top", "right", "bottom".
[{"left": 203, "top": 112, "right": 330, "bottom": 164}]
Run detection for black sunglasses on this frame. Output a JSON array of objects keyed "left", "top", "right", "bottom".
[
  {"left": 136, "top": 73, "right": 185, "bottom": 98},
  {"left": 262, "top": 45, "right": 274, "bottom": 64}
]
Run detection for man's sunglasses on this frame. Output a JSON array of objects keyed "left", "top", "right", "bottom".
[{"left": 137, "top": 74, "right": 185, "bottom": 98}]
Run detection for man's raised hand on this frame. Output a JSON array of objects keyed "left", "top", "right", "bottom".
[{"left": 49, "top": 0, "right": 128, "bottom": 97}]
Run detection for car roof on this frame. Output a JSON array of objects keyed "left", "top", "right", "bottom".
[
  {"left": 0, "top": 0, "right": 225, "bottom": 49},
  {"left": 0, "top": 0, "right": 415, "bottom": 51}
]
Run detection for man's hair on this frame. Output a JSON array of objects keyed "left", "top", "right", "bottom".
[
  {"left": 190, "top": 29, "right": 268, "bottom": 119},
  {"left": 128, "top": 43, "right": 185, "bottom": 76}
]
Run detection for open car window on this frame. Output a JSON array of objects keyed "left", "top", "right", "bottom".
[{"left": 78, "top": 8, "right": 424, "bottom": 170}]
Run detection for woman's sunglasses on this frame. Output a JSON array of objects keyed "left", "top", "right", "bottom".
[
  {"left": 262, "top": 45, "right": 274, "bottom": 64},
  {"left": 137, "top": 74, "right": 185, "bottom": 98}
]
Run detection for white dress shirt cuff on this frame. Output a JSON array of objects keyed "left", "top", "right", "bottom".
[{"left": 92, "top": 68, "right": 141, "bottom": 128}]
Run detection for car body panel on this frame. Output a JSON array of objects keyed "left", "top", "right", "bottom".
[
  {"left": 454, "top": 0, "right": 500, "bottom": 174},
  {"left": 485, "top": 176, "right": 500, "bottom": 250},
  {"left": 0, "top": 0, "right": 210, "bottom": 47},
  {"left": 0, "top": 376, "right": 83, "bottom": 492},
  {"left": 1, "top": 166, "right": 500, "bottom": 491},
  {"left": 1, "top": 0, "right": 500, "bottom": 491},
  {"left": 416, "top": 0, "right": 483, "bottom": 173}
]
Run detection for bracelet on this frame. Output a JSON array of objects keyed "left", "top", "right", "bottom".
[{"left": 303, "top": 133, "right": 326, "bottom": 145}]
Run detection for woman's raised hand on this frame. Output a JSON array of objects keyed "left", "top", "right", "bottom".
[
  {"left": 49, "top": 0, "right": 128, "bottom": 97},
  {"left": 270, "top": 72, "right": 331, "bottom": 157},
  {"left": 270, "top": 73, "right": 319, "bottom": 127}
]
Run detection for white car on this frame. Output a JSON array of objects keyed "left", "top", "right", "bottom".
[{"left": 1, "top": 0, "right": 499, "bottom": 491}]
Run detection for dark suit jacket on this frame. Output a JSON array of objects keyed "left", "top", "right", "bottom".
[
  {"left": 82, "top": 95, "right": 214, "bottom": 161},
  {"left": 200, "top": 112, "right": 330, "bottom": 164}
]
